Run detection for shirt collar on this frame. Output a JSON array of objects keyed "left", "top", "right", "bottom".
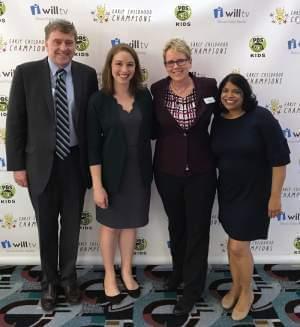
[{"left": 48, "top": 57, "right": 72, "bottom": 77}]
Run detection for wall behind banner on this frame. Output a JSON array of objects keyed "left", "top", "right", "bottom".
[{"left": 0, "top": 0, "right": 299, "bottom": 265}]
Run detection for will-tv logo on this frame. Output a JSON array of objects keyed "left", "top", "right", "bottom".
[
  {"left": 288, "top": 39, "right": 300, "bottom": 50},
  {"left": 213, "top": 6, "right": 249, "bottom": 19},
  {"left": 30, "top": 4, "right": 68, "bottom": 16},
  {"left": 0, "top": 157, "right": 5, "bottom": 168},
  {"left": 277, "top": 212, "right": 300, "bottom": 222},
  {"left": 282, "top": 128, "right": 300, "bottom": 142},
  {"left": 0, "top": 240, "right": 37, "bottom": 248}
]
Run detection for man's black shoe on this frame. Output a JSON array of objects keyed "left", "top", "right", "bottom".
[
  {"left": 41, "top": 284, "right": 57, "bottom": 311},
  {"left": 173, "top": 296, "right": 195, "bottom": 316},
  {"left": 63, "top": 284, "right": 82, "bottom": 304}
]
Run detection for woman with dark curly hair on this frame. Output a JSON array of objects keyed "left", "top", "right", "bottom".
[{"left": 211, "top": 73, "right": 290, "bottom": 321}]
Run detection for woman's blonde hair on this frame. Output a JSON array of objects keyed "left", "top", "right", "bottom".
[{"left": 163, "top": 38, "right": 191, "bottom": 62}]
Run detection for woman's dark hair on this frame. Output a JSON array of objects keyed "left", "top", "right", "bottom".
[
  {"left": 102, "top": 43, "right": 143, "bottom": 95},
  {"left": 216, "top": 73, "right": 258, "bottom": 114}
]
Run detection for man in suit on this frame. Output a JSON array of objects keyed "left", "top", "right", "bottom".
[{"left": 5, "top": 19, "right": 98, "bottom": 311}]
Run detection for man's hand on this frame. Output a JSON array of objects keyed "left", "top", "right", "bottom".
[{"left": 13, "top": 170, "right": 28, "bottom": 187}]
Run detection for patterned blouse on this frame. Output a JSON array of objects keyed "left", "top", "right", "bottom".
[{"left": 165, "top": 88, "right": 197, "bottom": 130}]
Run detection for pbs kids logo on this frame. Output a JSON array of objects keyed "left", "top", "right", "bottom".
[
  {"left": 0, "top": 95, "right": 8, "bottom": 116},
  {"left": 141, "top": 67, "right": 149, "bottom": 83},
  {"left": 249, "top": 36, "right": 267, "bottom": 57},
  {"left": 0, "top": 184, "right": 16, "bottom": 199},
  {"left": 294, "top": 237, "right": 300, "bottom": 251},
  {"left": 0, "top": 127, "right": 5, "bottom": 143},
  {"left": 135, "top": 238, "right": 147, "bottom": 252},
  {"left": 81, "top": 211, "right": 93, "bottom": 226},
  {"left": 0, "top": 2, "right": 6, "bottom": 16},
  {"left": 175, "top": 4, "right": 192, "bottom": 26},
  {"left": 75, "top": 34, "right": 90, "bottom": 57}
]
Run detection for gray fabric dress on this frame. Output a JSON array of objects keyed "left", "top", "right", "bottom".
[{"left": 96, "top": 103, "right": 150, "bottom": 228}]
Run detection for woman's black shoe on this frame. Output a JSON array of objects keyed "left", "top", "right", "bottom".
[
  {"left": 121, "top": 278, "right": 141, "bottom": 298},
  {"left": 173, "top": 296, "right": 195, "bottom": 316},
  {"left": 41, "top": 284, "right": 57, "bottom": 311},
  {"left": 105, "top": 292, "right": 123, "bottom": 304}
]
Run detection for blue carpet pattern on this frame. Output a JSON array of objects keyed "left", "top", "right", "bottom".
[{"left": 0, "top": 264, "right": 299, "bottom": 326}]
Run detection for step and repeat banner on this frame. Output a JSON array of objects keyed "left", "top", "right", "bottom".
[{"left": 0, "top": 0, "right": 299, "bottom": 265}]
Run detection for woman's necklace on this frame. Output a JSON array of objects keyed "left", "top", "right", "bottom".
[{"left": 170, "top": 79, "right": 193, "bottom": 96}]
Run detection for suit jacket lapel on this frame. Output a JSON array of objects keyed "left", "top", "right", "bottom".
[
  {"left": 157, "top": 78, "right": 168, "bottom": 116},
  {"left": 191, "top": 73, "right": 204, "bottom": 111},
  {"left": 71, "top": 62, "right": 82, "bottom": 128},
  {"left": 41, "top": 58, "right": 55, "bottom": 119},
  {"left": 159, "top": 77, "right": 183, "bottom": 132},
  {"left": 191, "top": 74, "right": 208, "bottom": 124}
]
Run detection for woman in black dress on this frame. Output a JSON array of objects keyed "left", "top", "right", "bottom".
[
  {"left": 87, "top": 44, "right": 153, "bottom": 303},
  {"left": 211, "top": 73, "right": 290, "bottom": 321}
]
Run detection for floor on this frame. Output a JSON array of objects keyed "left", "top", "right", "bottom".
[{"left": 0, "top": 264, "right": 299, "bottom": 326}]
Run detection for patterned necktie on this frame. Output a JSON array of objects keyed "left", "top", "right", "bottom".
[{"left": 55, "top": 69, "right": 70, "bottom": 160}]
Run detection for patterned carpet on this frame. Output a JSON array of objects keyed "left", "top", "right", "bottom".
[{"left": 0, "top": 264, "right": 299, "bottom": 326}]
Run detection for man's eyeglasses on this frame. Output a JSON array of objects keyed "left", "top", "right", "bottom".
[{"left": 164, "top": 58, "right": 189, "bottom": 68}]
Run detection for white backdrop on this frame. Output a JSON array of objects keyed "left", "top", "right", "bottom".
[{"left": 0, "top": 0, "right": 299, "bottom": 265}]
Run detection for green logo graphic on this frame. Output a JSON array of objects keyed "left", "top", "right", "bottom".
[
  {"left": 249, "top": 37, "right": 267, "bottom": 53},
  {"left": 92, "top": 5, "right": 110, "bottom": 23},
  {"left": 81, "top": 211, "right": 93, "bottom": 225},
  {"left": 0, "top": 35, "right": 7, "bottom": 52},
  {"left": 266, "top": 99, "right": 282, "bottom": 115},
  {"left": 141, "top": 67, "right": 149, "bottom": 82},
  {"left": 175, "top": 5, "right": 192, "bottom": 21},
  {"left": 135, "top": 238, "right": 147, "bottom": 251},
  {"left": 270, "top": 8, "right": 288, "bottom": 24},
  {"left": 76, "top": 34, "right": 89, "bottom": 51},
  {"left": 0, "top": 95, "right": 8, "bottom": 112},
  {"left": 294, "top": 237, "right": 300, "bottom": 250},
  {"left": 0, "top": 128, "right": 5, "bottom": 143},
  {"left": 1, "top": 214, "right": 16, "bottom": 229},
  {"left": 0, "top": 184, "right": 16, "bottom": 199},
  {"left": 0, "top": 2, "right": 6, "bottom": 16}
]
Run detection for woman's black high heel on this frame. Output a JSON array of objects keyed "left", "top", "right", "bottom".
[
  {"left": 120, "top": 278, "right": 141, "bottom": 298},
  {"left": 104, "top": 292, "right": 123, "bottom": 304}
]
